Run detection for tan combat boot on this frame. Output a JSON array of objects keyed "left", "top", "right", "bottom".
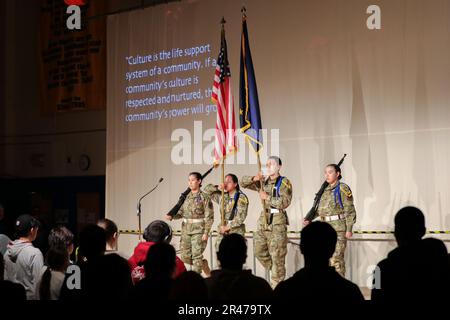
[{"left": 202, "top": 259, "right": 211, "bottom": 277}]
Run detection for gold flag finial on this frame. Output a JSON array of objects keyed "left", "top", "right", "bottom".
[{"left": 241, "top": 6, "right": 247, "bottom": 18}]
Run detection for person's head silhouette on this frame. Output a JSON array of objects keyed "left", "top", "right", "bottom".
[
  {"left": 169, "top": 271, "right": 208, "bottom": 300},
  {"left": 79, "top": 224, "right": 106, "bottom": 262},
  {"left": 217, "top": 233, "right": 247, "bottom": 270},
  {"left": 144, "top": 242, "right": 176, "bottom": 278},
  {"left": 420, "top": 238, "right": 449, "bottom": 269},
  {"left": 143, "top": 220, "right": 173, "bottom": 243},
  {"left": 92, "top": 253, "right": 133, "bottom": 299},
  {"left": 300, "top": 221, "right": 337, "bottom": 267},
  {"left": 394, "top": 206, "right": 425, "bottom": 247}
]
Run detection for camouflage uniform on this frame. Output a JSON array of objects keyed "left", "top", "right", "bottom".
[
  {"left": 173, "top": 190, "right": 214, "bottom": 274},
  {"left": 317, "top": 181, "right": 356, "bottom": 277},
  {"left": 241, "top": 175, "right": 292, "bottom": 288},
  {"left": 204, "top": 184, "right": 249, "bottom": 252}
]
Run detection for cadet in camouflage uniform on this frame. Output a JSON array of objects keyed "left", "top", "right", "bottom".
[
  {"left": 204, "top": 173, "right": 249, "bottom": 253},
  {"left": 166, "top": 172, "right": 214, "bottom": 274},
  {"left": 241, "top": 156, "right": 292, "bottom": 288},
  {"left": 310, "top": 164, "right": 356, "bottom": 277}
]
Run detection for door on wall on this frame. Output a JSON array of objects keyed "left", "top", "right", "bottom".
[{"left": 76, "top": 192, "right": 101, "bottom": 232}]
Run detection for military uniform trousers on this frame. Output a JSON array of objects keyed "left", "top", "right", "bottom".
[
  {"left": 321, "top": 217, "right": 347, "bottom": 277},
  {"left": 254, "top": 213, "right": 287, "bottom": 288},
  {"left": 179, "top": 221, "right": 207, "bottom": 274}
]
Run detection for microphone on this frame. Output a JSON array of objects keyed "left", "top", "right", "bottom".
[{"left": 137, "top": 177, "right": 164, "bottom": 216}]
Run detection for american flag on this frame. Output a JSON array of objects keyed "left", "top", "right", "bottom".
[{"left": 212, "top": 24, "right": 237, "bottom": 163}]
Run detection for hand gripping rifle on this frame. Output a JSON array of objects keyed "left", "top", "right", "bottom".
[
  {"left": 166, "top": 166, "right": 215, "bottom": 217},
  {"left": 304, "top": 154, "right": 347, "bottom": 222}
]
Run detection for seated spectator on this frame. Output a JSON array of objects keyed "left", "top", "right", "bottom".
[
  {"left": 129, "top": 220, "right": 185, "bottom": 283},
  {"left": 0, "top": 253, "right": 26, "bottom": 301},
  {"left": 97, "top": 218, "right": 119, "bottom": 253},
  {"left": 206, "top": 233, "right": 273, "bottom": 300},
  {"left": 371, "top": 206, "right": 425, "bottom": 303},
  {"left": 420, "top": 237, "right": 450, "bottom": 291},
  {"left": 274, "top": 222, "right": 364, "bottom": 303},
  {"left": 48, "top": 226, "right": 74, "bottom": 261},
  {"left": 130, "top": 242, "right": 176, "bottom": 300},
  {"left": 87, "top": 253, "right": 133, "bottom": 300},
  {"left": 0, "top": 233, "right": 10, "bottom": 256},
  {"left": 76, "top": 224, "right": 107, "bottom": 264},
  {"left": 3, "top": 214, "right": 44, "bottom": 300},
  {"left": 59, "top": 224, "right": 106, "bottom": 301},
  {"left": 169, "top": 271, "right": 208, "bottom": 301},
  {"left": 36, "top": 247, "right": 69, "bottom": 300},
  {"left": 372, "top": 206, "right": 450, "bottom": 303}
]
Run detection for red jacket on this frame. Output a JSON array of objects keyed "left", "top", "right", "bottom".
[{"left": 128, "top": 241, "right": 186, "bottom": 284}]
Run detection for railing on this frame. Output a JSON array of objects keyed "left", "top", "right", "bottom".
[{"left": 120, "top": 229, "right": 450, "bottom": 283}]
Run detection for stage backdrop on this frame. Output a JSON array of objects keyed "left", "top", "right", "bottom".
[{"left": 106, "top": 0, "right": 450, "bottom": 286}]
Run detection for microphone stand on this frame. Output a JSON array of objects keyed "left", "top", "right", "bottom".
[{"left": 137, "top": 178, "right": 163, "bottom": 240}]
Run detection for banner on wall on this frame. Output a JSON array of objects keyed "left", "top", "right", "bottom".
[{"left": 38, "top": 0, "right": 106, "bottom": 114}]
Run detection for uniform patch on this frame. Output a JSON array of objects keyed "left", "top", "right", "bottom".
[
  {"left": 195, "top": 194, "right": 203, "bottom": 204},
  {"left": 281, "top": 179, "right": 292, "bottom": 190},
  {"left": 239, "top": 194, "right": 249, "bottom": 204},
  {"left": 341, "top": 184, "right": 353, "bottom": 198}
]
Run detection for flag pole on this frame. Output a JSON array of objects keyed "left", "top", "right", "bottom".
[
  {"left": 221, "top": 159, "right": 226, "bottom": 227},
  {"left": 257, "top": 152, "right": 268, "bottom": 230},
  {"left": 220, "top": 16, "right": 226, "bottom": 228}
]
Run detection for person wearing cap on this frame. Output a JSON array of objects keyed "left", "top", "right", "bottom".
[
  {"left": 241, "top": 156, "right": 293, "bottom": 289},
  {"left": 303, "top": 164, "right": 356, "bottom": 277},
  {"left": 3, "top": 214, "right": 44, "bottom": 299}
]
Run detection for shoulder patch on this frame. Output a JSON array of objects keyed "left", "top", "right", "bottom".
[
  {"left": 340, "top": 183, "right": 352, "bottom": 198},
  {"left": 239, "top": 193, "right": 249, "bottom": 204},
  {"left": 281, "top": 178, "right": 292, "bottom": 190}
]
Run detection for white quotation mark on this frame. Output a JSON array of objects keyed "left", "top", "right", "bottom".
[{"left": 366, "top": 5, "right": 381, "bottom": 30}]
